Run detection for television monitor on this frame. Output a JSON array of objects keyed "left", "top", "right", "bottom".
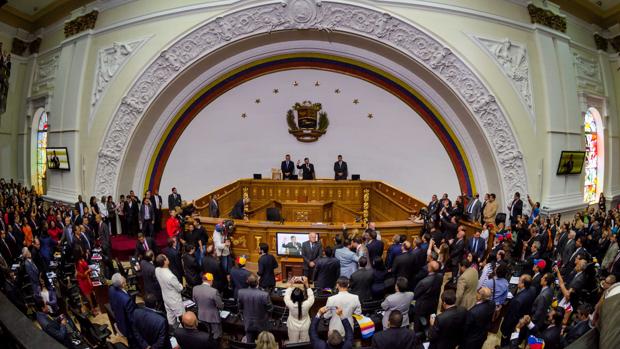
[
  {"left": 276, "top": 232, "right": 312, "bottom": 256},
  {"left": 46, "top": 147, "right": 70, "bottom": 171},
  {"left": 556, "top": 151, "right": 585, "bottom": 175}
]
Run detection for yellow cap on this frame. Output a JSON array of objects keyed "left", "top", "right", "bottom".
[
  {"left": 203, "top": 272, "right": 214, "bottom": 281},
  {"left": 238, "top": 256, "right": 247, "bottom": 265}
]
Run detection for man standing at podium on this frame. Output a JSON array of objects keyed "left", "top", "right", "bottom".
[
  {"left": 334, "top": 155, "right": 348, "bottom": 180},
  {"left": 281, "top": 154, "right": 295, "bottom": 180},
  {"left": 297, "top": 158, "right": 315, "bottom": 180}
]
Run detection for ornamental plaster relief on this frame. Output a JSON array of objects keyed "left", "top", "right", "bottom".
[
  {"left": 572, "top": 51, "right": 603, "bottom": 94},
  {"left": 94, "top": 0, "right": 528, "bottom": 200},
  {"left": 471, "top": 35, "right": 535, "bottom": 127},
  {"left": 89, "top": 37, "right": 150, "bottom": 131},
  {"left": 32, "top": 50, "right": 60, "bottom": 94}
]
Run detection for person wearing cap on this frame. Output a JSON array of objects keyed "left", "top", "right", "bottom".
[
  {"left": 230, "top": 256, "right": 251, "bottom": 299},
  {"left": 192, "top": 272, "right": 224, "bottom": 339}
]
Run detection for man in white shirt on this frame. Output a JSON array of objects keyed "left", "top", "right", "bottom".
[
  {"left": 155, "top": 254, "right": 184, "bottom": 327},
  {"left": 212, "top": 222, "right": 232, "bottom": 273},
  {"left": 324, "top": 277, "right": 362, "bottom": 336}
]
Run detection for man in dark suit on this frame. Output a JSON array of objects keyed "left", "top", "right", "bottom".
[
  {"left": 531, "top": 273, "right": 554, "bottom": 329},
  {"left": 95, "top": 214, "right": 111, "bottom": 258},
  {"left": 372, "top": 310, "right": 417, "bottom": 349},
  {"left": 302, "top": 232, "right": 322, "bottom": 278},
  {"left": 150, "top": 190, "right": 163, "bottom": 232},
  {"left": 428, "top": 289, "right": 467, "bottom": 349},
  {"left": 413, "top": 261, "right": 443, "bottom": 334},
  {"left": 135, "top": 233, "right": 157, "bottom": 260},
  {"left": 192, "top": 272, "right": 224, "bottom": 339},
  {"left": 462, "top": 287, "right": 495, "bottom": 349},
  {"left": 140, "top": 251, "right": 163, "bottom": 309},
  {"left": 238, "top": 274, "right": 273, "bottom": 343},
  {"left": 257, "top": 242, "right": 278, "bottom": 290},
  {"left": 140, "top": 198, "right": 155, "bottom": 237},
  {"left": 349, "top": 257, "right": 374, "bottom": 302},
  {"left": 334, "top": 155, "right": 348, "bottom": 180},
  {"left": 230, "top": 257, "right": 251, "bottom": 298},
  {"left": 449, "top": 228, "right": 467, "bottom": 274},
  {"left": 392, "top": 242, "right": 417, "bottom": 290},
  {"left": 124, "top": 196, "right": 140, "bottom": 236},
  {"left": 202, "top": 244, "right": 227, "bottom": 294},
  {"left": 365, "top": 230, "right": 384, "bottom": 268},
  {"left": 162, "top": 238, "right": 183, "bottom": 282},
  {"left": 281, "top": 154, "right": 296, "bottom": 179},
  {"left": 464, "top": 193, "right": 482, "bottom": 222},
  {"left": 507, "top": 192, "right": 523, "bottom": 226},
  {"left": 310, "top": 306, "right": 353, "bottom": 349},
  {"left": 132, "top": 294, "right": 171, "bottom": 349},
  {"left": 297, "top": 157, "right": 315, "bottom": 180},
  {"left": 75, "top": 195, "right": 87, "bottom": 216},
  {"left": 500, "top": 274, "right": 537, "bottom": 346},
  {"left": 314, "top": 246, "right": 340, "bottom": 289},
  {"left": 562, "top": 304, "right": 592, "bottom": 347},
  {"left": 109, "top": 273, "right": 138, "bottom": 346},
  {"left": 168, "top": 187, "right": 182, "bottom": 210},
  {"left": 0, "top": 230, "right": 16, "bottom": 265},
  {"left": 175, "top": 311, "right": 216, "bottom": 349},
  {"left": 468, "top": 231, "right": 486, "bottom": 260},
  {"left": 231, "top": 197, "right": 248, "bottom": 219},
  {"left": 208, "top": 194, "right": 220, "bottom": 218}
]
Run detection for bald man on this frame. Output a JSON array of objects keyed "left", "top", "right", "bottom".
[
  {"left": 413, "top": 261, "right": 443, "bottom": 335},
  {"left": 174, "top": 312, "right": 214, "bottom": 349},
  {"left": 462, "top": 287, "right": 495, "bottom": 349}
]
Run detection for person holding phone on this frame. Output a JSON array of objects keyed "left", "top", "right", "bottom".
[{"left": 283, "top": 276, "right": 315, "bottom": 343}]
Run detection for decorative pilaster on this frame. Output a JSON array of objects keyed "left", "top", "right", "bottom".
[
  {"left": 64, "top": 10, "right": 99, "bottom": 38},
  {"left": 243, "top": 187, "right": 250, "bottom": 220},
  {"left": 362, "top": 188, "right": 370, "bottom": 226}
]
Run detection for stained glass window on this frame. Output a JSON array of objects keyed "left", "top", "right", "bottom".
[
  {"left": 584, "top": 108, "right": 599, "bottom": 204},
  {"left": 35, "top": 111, "right": 48, "bottom": 195}
]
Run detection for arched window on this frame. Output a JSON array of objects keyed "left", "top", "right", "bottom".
[
  {"left": 35, "top": 110, "right": 48, "bottom": 195},
  {"left": 584, "top": 108, "right": 602, "bottom": 204}
]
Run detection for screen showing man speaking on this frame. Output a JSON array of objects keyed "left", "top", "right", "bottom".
[{"left": 276, "top": 233, "right": 310, "bottom": 256}]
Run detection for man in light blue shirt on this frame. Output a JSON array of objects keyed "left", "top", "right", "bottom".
[
  {"left": 335, "top": 240, "right": 360, "bottom": 278},
  {"left": 481, "top": 263, "right": 510, "bottom": 305}
]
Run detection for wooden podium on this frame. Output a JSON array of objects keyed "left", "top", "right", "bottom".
[
  {"left": 275, "top": 200, "right": 333, "bottom": 222},
  {"left": 280, "top": 257, "right": 304, "bottom": 280}
]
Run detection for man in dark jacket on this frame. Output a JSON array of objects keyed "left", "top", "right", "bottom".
[
  {"left": 257, "top": 242, "right": 278, "bottom": 290},
  {"left": 175, "top": 311, "right": 216, "bottom": 349},
  {"left": 428, "top": 289, "right": 467, "bottom": 349},
  {"left": 182, "top": 244, "right": 202, "bottom": 287},
  {"left": 238, "top": 274, "right": 272, "bottom": 343},
  {"left": 500, "top": 275, "right": 537, "bottom": 346},
  {"left": 314, "top": 246, "right": 340, "bottom": 289},
  {"left": 413, "top": 261, "right": 443, "bottom": 335},
  {"left": 365, "top": 230, "right": 384, "bottom": 268},
  {"left": 139, "top": 250, "right": 163, "bottom": 309},
  {"left": 372, "top": 310, "right": 417, "bottom": 349},
  {"left": 162, "top": 238, "right": 183, "bottom": 283},
  {"left": 109, "top": 273, "right": 137, "bottom": 346},
  {"left": 132, "top": 294, "right": 171, "bottom": 349},
  {"left": 462, "top": 287, "right": 495, "bottom": 349},
  {"left": 349, "top": 257, "right": 374, "bottom": 302},
  {"left": 310, "top": 306, "right": 353, "bottom": 349},
  {"left": 302, "top": 232, "right": 322, "bottom": 278},
  {"left": 230, "top": 257, "right": 251, "bottom": 299}
]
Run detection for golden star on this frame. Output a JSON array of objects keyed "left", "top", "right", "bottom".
[
  {"left": 273, "top": 89, "right": 279, "bottom": 94},
  {"left": 241, "top": 113, "right": 247, "bottom": 118},
  {"left": 334, "top": 89, "right": 341, "bottom": 94},
  {"left": 353, "top": 99, "right": 359, "bottom": 104},
  {"left": 367, "top": 113, "right": 374, "bottom": 119},
  {"left": 255, "top": 98, "right": 261, "bottom": 104}
]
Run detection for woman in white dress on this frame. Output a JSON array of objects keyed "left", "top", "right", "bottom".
[{"left": 283, "top": 276, "right": 315, "bottom": 343}]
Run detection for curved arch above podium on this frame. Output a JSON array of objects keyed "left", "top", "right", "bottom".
[{"left": 94, "top": 0, "right": 528, "bottom": 201}]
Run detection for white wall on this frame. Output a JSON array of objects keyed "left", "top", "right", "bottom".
[{"left": 159, "top": 69, "right": 460, "bottom": 203}]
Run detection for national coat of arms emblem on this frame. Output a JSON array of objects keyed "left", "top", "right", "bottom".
[{"left": 286, "top": 100, "right": 329, "bottom": 142}]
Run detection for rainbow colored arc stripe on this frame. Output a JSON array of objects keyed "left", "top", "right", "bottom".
[{"left": 145, "top": 53, "right": 475, "bottom": 194}]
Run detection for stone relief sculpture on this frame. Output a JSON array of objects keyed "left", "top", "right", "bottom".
[{"left": 473, "top": 36, "right": 534, "bottom": 126}]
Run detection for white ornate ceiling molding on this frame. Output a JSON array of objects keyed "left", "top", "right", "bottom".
[
  {"left": 89, "top": 36, "right": 150, "bottom": 131},
  {"left": 94, "top": 0, "right": 528, "bottom": 199},
  {"left": 470, "top": 35, "right": 535, "bottom": 128},
  {"left": 32, "top": 50, "right": 60, "bottom": 95},
  {"left": 572, "top": 51, "right": 603, "bottom": 95}
]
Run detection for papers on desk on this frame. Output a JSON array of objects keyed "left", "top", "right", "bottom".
[
  {"left": 423, "top": 343, "right": 430, "bottom": 349},
  {"left": 507, "top": 291, "right": 514, "bottom": 300},
  {"left": 183, "top": 299, "right": 196, "bottom": 309},
  {"left": 509, "top": 276, "right": 520, "bottom": 284},
  {"left": 220, "top": 310, "right": 231, "bottom": 319}
]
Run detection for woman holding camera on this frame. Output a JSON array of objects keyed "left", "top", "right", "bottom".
[{"left": 283, "top": 276, "right": 315, "bottom": 343}]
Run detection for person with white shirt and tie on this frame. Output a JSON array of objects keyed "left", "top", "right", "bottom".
[
  {"left": 281, "top": 154, "right": 295, "bottom": 180},
  {"left": 465, "top": 193, "right": 482, "bottom": 222}
]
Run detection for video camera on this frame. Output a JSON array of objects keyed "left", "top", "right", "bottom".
[{"left": 222, "top": 219, "right": 235, "bottom": 235}]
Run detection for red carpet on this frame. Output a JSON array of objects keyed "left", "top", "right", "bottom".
[{"left": 110, "top": 231, "right": 169, "bottom": 260}]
